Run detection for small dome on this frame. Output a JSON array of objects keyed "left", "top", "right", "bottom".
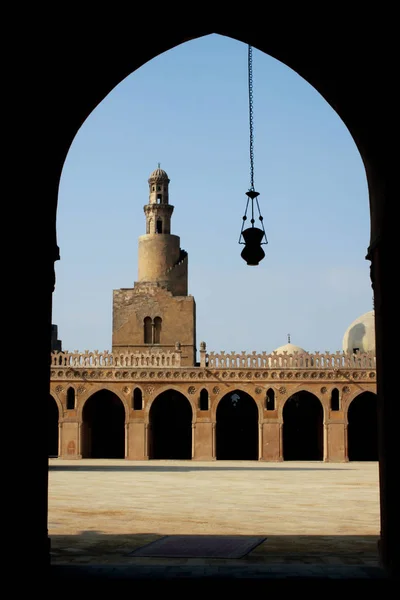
[
  {"left": 148, "top": 165, "right": 170, "bottom": 183},
  {"left": 273, "top": 342, "right": 307, "bottom": 355},
  {"left": 342, "top": 310, "right": 375, "bottom": 354}
]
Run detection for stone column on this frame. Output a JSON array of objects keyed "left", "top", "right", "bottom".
[
  {"left": 212, "top": 422, "right": 216, "bottom": 459},
  {"left": 58, "top": 422, "right": 62, "bottom": 457},
  {"left": 191, "top": 423, "right": 195, "bottom": 458},
  {"left": 77, "top": 422, "right": 82, "bottom": 457},
  {"left": 323, "top": 422, "right": 329, "bottom": 461},
  {"left": 344, "top": 424, "right": 349, "bottom": 461},
  {"left": 125, "top": 423, "right": 128, "bottom": 459}
]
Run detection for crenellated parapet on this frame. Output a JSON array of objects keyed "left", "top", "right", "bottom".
[
  {"left": 51, "top": 350, "right": 182, "bottom": 368},
  {"left": 50, "top": 347, "right": 376, "bottom": 384},
  {"left": 204, "top": 350, "right": 376, "bottom": 370}
]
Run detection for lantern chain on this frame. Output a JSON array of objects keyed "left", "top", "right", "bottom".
[
  {"left": 239, "top": 44, "right": 268, "bottom": 257},
  {"left": 248, "top": 44, "right": 255, "bottom": 192}
]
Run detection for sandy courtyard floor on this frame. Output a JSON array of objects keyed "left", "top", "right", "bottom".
[{"left": 48, "top": 459, "right": 380, "bottom": 565}]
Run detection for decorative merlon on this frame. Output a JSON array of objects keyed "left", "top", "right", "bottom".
[
  {"left": 51, "top": 350, "right": 182, "bottom": 368},
  {"left": 205, "top": 350, "right": 376, "bottom": 370},
  {"left": 50, "top": 348, "right": 376, "bottom": 375}
]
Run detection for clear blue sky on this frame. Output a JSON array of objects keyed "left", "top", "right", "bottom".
[{"left": 54, "top": 34, "right": 372, "bottom": 356}]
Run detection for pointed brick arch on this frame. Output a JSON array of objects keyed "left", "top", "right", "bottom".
[
  {"left": 216, "top": 389, "right": 259, "bottom": 460},
  {"left": 283, "top": 391, "right": 323, "bottom": 460},
  {"left": 347, "top": 391, "right": 378, "bottom": 461},
  {"left": 149, "top": 389, "right": 193, "bottom": 459},
  {"left": 81, "top": 389, "right": 125, "bottom": 458}
]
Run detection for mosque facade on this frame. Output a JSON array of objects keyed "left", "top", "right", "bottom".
[{"left": 49, "top": 168, "right": 377, "bottom": 462}]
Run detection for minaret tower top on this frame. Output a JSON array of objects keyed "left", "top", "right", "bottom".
[
  {"left": 138, "top": 166, "right": 188, "bottom": 295},
  {"left": 148, "top": 163, "right": 170, "bottom": 205},
  {"left": 144, "top": 164, "right": 173, "bottom": 235}
]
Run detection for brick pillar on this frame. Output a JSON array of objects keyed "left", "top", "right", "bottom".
[
  {"left": 325, "top": 420, "right": 346, "bottom": 462},
  {"left": 193, "top": 421, "right": 213, "bottom": 460},
  {"left": 59, "top": 421, "right": 80, "bottom": 458},
  {"left": 261, "top": 422, "right": 282, "bottom": 461},
  {"left": 127, "top": 421, "right": 147, "bottom": 459}
]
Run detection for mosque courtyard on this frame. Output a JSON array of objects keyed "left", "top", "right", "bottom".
[{"left": 48, "top": 459, "right": 380, "bottom": 567}]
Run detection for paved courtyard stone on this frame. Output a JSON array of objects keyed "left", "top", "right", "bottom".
[{"left": 48, "top": 459, "right": 380, "bottom": 566}]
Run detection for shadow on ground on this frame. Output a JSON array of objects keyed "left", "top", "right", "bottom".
[
  {"left": 50, "top": 531, "right": 379, "bottom": 566},
  {"left": 49, "top": 464, "right": 350, "bottom": 472},
  {"left": 49, "top": 532, "right": 387, "bottom": 586}
]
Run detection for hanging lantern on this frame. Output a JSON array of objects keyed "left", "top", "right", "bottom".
[
  {"left": 239, "top": 190, "right": 267, "bottom": 266},
  {"left": 239, "top": 45, "right": 268, "bottom": 265}
]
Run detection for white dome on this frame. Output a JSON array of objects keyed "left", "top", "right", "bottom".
[
  {"left": 342, "top": 310, "right": 375, "bottom": 354},
  {"left": 273, "top": 342, "right": 307, "bottom": 355}
]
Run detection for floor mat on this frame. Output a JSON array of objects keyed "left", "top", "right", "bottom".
[{"left": 128, "top": 535, "right": 267, "bottom": 559}]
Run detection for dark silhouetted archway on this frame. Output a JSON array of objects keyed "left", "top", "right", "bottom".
[
  {"left": 82, "top": 390, "right": 125, "bottom": 458},
  {"left": 216, "top": 390, "right": 258, "bottom": 460},
  {"left": 348, "top": 392, "right": 378, "bottom": 461},
  {"left": 149, "top": 390, "right": 192, "bottom": 459},
  {"left": 283, "top": 391, "right": 323, "bottom": 460},
  {"left": 19, "top": 22, "right": 397, "bottom": 575},
  {"left": 48, "top": 395, "right": 59, "bottom": 457}
]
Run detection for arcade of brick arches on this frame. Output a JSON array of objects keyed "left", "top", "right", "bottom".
[{"left": 49, "top": 168, "right": 377, "bottom": 462}]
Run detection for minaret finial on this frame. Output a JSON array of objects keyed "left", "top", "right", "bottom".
[
  {"left": 158, "top": 162, "right": 160, "bottom": 168},
  {"left": 288, "top": 333, "right": 291, "bottom": 343}
]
